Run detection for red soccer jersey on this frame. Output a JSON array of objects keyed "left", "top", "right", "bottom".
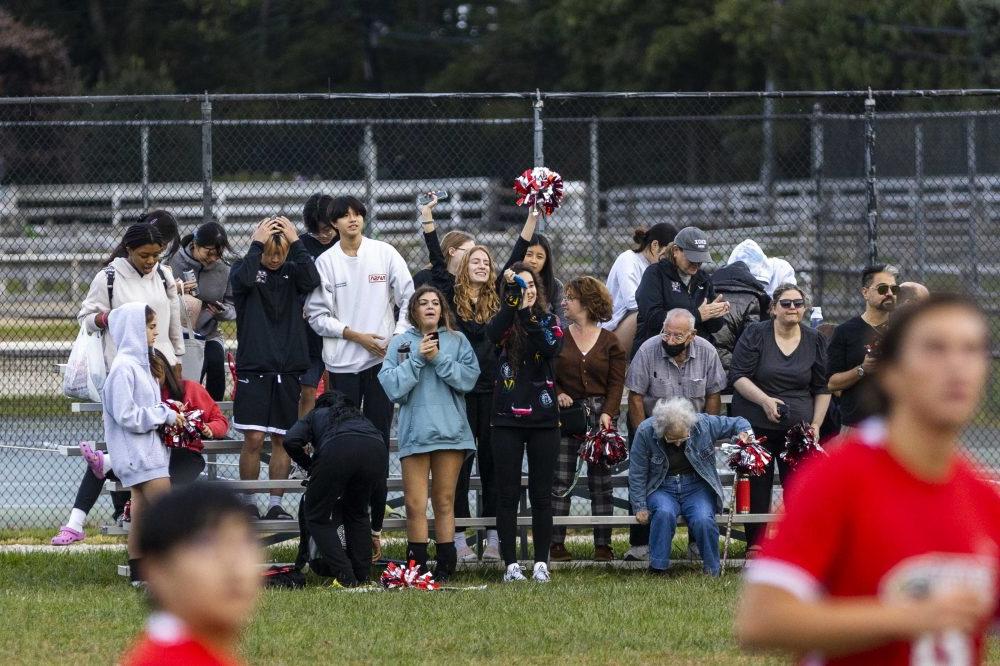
[
  {"left": 121, "top": 613, "right": 243, "bottom": 666},
  {"left": 745, "top": 421, "right": 1000, "bottom": 665}
]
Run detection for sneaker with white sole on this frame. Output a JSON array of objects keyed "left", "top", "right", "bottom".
[
  {"left": 502, "top": 563, "right": 526, "bottom": 583},
  {"left": 623, "top": 545, "right": 649, "bottom": 561},
  {"left": 532, "top": 562, "right": 551, "bottom": 583}
]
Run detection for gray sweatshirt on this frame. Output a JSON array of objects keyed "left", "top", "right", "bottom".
[
  {"left": 167, "top": 244, "right": 236, "bottom": 342},
  {"left": 101, "top": 302, "right": 177, "bottom": 488}
]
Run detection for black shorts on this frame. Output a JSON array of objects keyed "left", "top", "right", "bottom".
[
  {"left": 232, "top": 372, "right": 301, "bottom": 435},
  {"left": 299, "top": 357, "right": 326, "bottom": 388}
]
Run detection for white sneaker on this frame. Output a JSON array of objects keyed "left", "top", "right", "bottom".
[
  {"left": 482, "top": 530, "right": 501, "bottom": 561},
  {"left": 456, "top": 541, "right": 478, "bottom": 563},
  {"left": 502, "top": 563, "right": 526, "bottom": 583},
  {"left": 623, "top": 545, "right": 649, "bottom": 561},
  {"left": 532, "top": 562, "right": 551, "bottom": 583}
]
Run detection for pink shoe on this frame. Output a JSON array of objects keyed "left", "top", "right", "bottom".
[
  {"left": 80, "top": 441, "right": 105, "bottom": 480},
  {"left": 51, "top": 526, "right": 85, "bottom": 546}
]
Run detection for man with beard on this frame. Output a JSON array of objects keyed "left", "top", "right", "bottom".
[
  {"left": 827, "top": 264, "right": 899, "bottom": 432},
  {"left": 623, "top": 308, "right": 726, "bottom": 561}
]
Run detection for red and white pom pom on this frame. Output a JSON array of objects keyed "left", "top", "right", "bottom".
[
  {"left": 513, "top": 166, "right": 564, "bottom": 216},
  {"left": 781, "top": 422, "right": 826, "bottom": 470},
  {"left": 159, "top": 400, "right": 206, "bottom": 453},
  {"left": 379, "top": 560, "right": 439, "bottom": 591},
  {"left": 723, "top": 435, "right": 772, "bottom": 477},
  {"left": 579, "top": 428, "right": 628, "bottom": 467}
]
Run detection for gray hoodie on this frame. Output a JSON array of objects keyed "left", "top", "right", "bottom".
[
  {"left": 167, "top": 244, "right": 236, "bottom": 342},
  {"left": 101, "top": 302, "right": 176, "bottom": 487}
]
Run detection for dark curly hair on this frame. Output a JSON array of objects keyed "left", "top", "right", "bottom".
[{"left": 565, "top": 275, "right": 613, "bottom": 323}]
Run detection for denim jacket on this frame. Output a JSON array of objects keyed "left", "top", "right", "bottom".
[{"left": 628, "top": 414, "right": 753, "bottom": 513}]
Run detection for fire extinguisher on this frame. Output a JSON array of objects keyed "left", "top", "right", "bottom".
[{"left": 736, "top": 475, "right": 750, "bottom": 514}]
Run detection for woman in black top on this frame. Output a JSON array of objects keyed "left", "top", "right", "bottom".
[
  {"left": 412, "top": 194, "right": 475, "bottom": 303},
  {"left": 499, "top": 208, "right": 565, "bottom": 325},
  {"left": 729, "top": 283, "right": 831, "bottom": 548},
  {"left": 486, "top": 262, "right": 563, "bottom": 583}
]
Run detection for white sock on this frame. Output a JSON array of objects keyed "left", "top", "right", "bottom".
[
  {"left": 486, "top": 529, "right": 499, "bottom": 546},
  {"left": 268, "top": 496, "right": 283, "bottom": 510},
  {"left": 67, "top": 508, "right": 87, "bottom": 532},
  {"left": 456, "top": 533, "right": 471, "bottom": 551},
  {"left": 101, "top": 453, "right": 113, "bottom": 475}
]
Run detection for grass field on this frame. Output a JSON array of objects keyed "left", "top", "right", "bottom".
[{"left": 0, "top": 537, "right": 783, "bottom": 666}]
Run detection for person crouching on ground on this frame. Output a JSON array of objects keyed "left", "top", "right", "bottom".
[
  {"left": 230, "top": 216, "right": 320, "bottom": 520},
  {"left": 102, "top": 302, "right": 185, "bottom": 585},
  {"left": 282, "top": 391, "right": 390, "bottom": 588},
  {"left": 379, "top": 285, "right": 480, "bottom": 581},
  {"left": 122, "top": 483, "right": 261, "bottom": 666},
  {"left": 629, "top": 397, "right": 753, "bottom": 576}
]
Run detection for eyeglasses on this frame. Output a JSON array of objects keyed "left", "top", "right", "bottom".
[
  {"left": 777, "top": 299, "right": 805, "bottom": 309},
  {"left": 660, "top": 332, "right": 690, "bottom": 343},
  {"left": 872, "top": 284, "right": 900, "bottom": 296}
]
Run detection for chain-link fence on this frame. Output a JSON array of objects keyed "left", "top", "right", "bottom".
[{"left": 2, "top": 91, "right": 998, "bottom": 529}]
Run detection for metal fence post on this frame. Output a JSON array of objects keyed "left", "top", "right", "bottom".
[
  {"left": 863, "top": 94, "right": 878, "bottom": 265},
  {"left": 200, "top": 96, "right": 214, "bottom": 224},
  {"left": 140, "top": 124, "right": 150, "bottom": 212},
  {"left": 810, "top": 103, "right": 825, "bottom": 306},
  {"left": 589, "top": 119, "right": 600, "bottom": 274},
  {"left": 533, "top": 90, "right": 545, "bottom": 233},
  {"left": 966, "top": 116, "right": 981, "bottom": 295},
  {"left": 914, "top": 123, "right": 926, "bottom": 283},
  {"left": 361, "top": 124, "right": 378, "bottom": 235}
]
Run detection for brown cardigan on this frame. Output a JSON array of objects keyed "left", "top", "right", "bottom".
[{"left": 555, "top": 327, "right": 627, "bottom": 418}]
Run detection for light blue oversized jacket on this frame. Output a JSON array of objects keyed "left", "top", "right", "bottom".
[
  {"left": 101, "top": 302, "right": 177, "bottom": 487},
  {"left": 378, "top": 327, "right": 479, "bottom": 458}
]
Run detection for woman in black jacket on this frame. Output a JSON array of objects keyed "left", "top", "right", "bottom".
[
  {"left": 487, "top": 262, "right": 563, "bottom": 584},
  {"left": 632, "top": 226, "right": 730, "bottom": 358},
  {"left": 283, "top": 391, "right": 389, "bottom": 587},
  {"left": 412, "top": 193, "right": 475, "bottom": 303}
]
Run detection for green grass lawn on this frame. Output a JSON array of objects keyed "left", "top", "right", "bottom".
[{"left": 0, "top": 538, "right": 779, "bottom": 665}]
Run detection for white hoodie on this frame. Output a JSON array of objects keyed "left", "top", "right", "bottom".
[
  {"left": 306, "top": 237, "right": 414, "bottom": 373},
  {"left": 101, "top": 302, "right": 176, "bottom": 488}
]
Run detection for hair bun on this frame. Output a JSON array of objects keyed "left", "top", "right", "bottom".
[{"left": 632, "top": 228, "right": 648, "bottom": 245}]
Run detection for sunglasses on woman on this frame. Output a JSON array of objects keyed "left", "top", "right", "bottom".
[
  {"left": 778, "top": 299, "right": 805, "bottom": 309},
  {"left": 872, "top": 284, "right": 900, "bottom": 296}
]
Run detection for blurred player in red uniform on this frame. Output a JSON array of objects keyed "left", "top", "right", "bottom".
[
  {"left": 736, "top": 293, "right": 1000, "bottom": 665},
  {"left": 122, "top": 483, "right": 261, "bottom": 666}
]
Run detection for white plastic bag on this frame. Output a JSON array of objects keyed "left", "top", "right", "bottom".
[{"left": 63, "top": 324, "right": 106, "bottom": 402}]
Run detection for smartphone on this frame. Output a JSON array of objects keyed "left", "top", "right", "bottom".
[
  {"left": 777, "top": 403, "right": 790, "bottom": 420},
  {"left": 416, "top": 191, "right": 449, "bottom": 206}
]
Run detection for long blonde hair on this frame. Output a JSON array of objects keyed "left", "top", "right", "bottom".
[
  {"left": 425, "top": 230, "right": 474, "bottom": 270},
  {"left": 454, "top": 245, "right": 500, "bottom": 324}
]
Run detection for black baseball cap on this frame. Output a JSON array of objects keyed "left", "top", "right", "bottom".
[{"left": 674, "top": 226, "right": 712, "bottom": 263}]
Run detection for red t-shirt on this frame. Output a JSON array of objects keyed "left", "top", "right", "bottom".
[
  {"left": 121, "top": 613, "right": 243, "bottom": 666},
  {"left": 745, "top": 422, "right": 1000, "bottom": 665}
]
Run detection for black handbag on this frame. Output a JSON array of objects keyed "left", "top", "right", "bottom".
[{"left": 559, "top": 400, "right": 590, "bottom": 438}]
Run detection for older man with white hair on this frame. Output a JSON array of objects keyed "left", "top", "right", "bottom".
[{"left": 629, "top": 397, "right": 753, "bottom": 576}]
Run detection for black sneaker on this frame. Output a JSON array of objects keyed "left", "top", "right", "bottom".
[
  {"left": 245, "top": 504, "right": 260, "bottom": 520},
  {"left": 263, "top": 505, "right": 293, "bottom": 520}
]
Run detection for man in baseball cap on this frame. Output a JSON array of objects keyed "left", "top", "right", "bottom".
[{"left": 674, "top": 226, "right": 713, "bottom": 264}]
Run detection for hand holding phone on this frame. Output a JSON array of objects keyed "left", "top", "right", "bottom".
[{"left": 417, "top": 191, "right": 449, "bottom": 206}]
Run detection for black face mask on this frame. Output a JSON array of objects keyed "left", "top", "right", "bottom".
[{"left": 661, "top": 340, "right": 688, "bottom": 357}]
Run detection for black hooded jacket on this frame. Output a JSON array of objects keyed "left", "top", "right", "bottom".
[
  {"left": 230, "top": 240, "right": 321, "bottom": 374},
  {"left": 632, "top": 259, "right": 722, "bottom": 358},
  {"left": 710, "top": 261, "right": 770, "bottom": 372}
]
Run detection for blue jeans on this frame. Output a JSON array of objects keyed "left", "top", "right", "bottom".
[{"left": 648, "top": 473, "right": 720, "bottom": 576}]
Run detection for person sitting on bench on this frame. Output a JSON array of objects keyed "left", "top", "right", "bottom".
[
  {"left": 282, "top": 390, "right": 389, "bottom": 588},
  {"left": 629, "top": 397, "right": 752, "bottom": 576}
]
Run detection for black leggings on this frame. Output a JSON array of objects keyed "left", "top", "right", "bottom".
[
  {"left": 746, "top": 426, "right": 794, "bottom": 546},
  {"left": 202, "top": 339, "right": 227, "bottom": 401},
  {"left": 304, "top": 435, "right": 388, "bottom": 586},
  {"left": 73, "top": 448, "right": 207, "bottom": 516},
  {"left": 455, "top": 392, "right": 497, "bottom": 520},
  {"left": 492, "top": 426, "right": 559, "bottom": 565}
]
